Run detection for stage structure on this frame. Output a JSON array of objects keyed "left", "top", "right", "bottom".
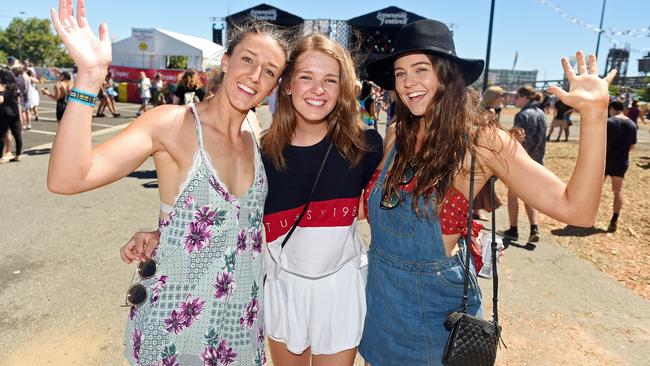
[
  {"left": 347, "top": 6, "right": 426, "bottom": 78},
  {"left": 639, "top": 52, "right": 650, "bottom": 76},
  {"left": 605, "top": 47, "right": 629, "bottom": 84},
  {"left": 225, "top": 3, "right": 304, "bottom": 47}
]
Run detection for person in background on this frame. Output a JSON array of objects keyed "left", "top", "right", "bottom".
[
  {"left": 41, "top": 71, "right": 72, "bottom": 121},
  {"left": 96, "top": 71, "right": 120, "bottom": 117},
  {"left": 151, "top": 73, "right": 165, "bottom": 107},
  {"left": 547, "top": 97, "right": 573, "bottom": 142},
  {"left": 173, "top": 69, "right": 205, "bottom": 105},
  {"left": 26, "top": 69, "right": 40, "bottom": 126},
  {"left": 385, "top": 90, "right": 397, "bottom": 128},
  {"left": 624, "top": 99, "right": 646, "bottom": 126},
  {"left": 357, "top": 80, "right": 376, "bottom": 129},
  {"left": 473, "top": 85, "right": 506, "bottom": 220},
  {"left": 502, "top": 85, "right": 548, "bottom": 242},
  {"left": 605, "top": 100, "right": 637, "bottom": 232},
  {"left": 14, "top": 66, "right": 32, "bottom": 130},
  {"left": 0, "top": 68, "right": 23, "bottom": 163},
  {"left": 136, "top": 71, "right": 151, "bottom": 116}
]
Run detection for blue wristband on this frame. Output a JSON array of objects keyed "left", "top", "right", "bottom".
[
  {"left": 68, "top": 88, "right": 99, "bottom": 106},
  {"left": 67, "top": 95, "right": 96, "bottom": 107},
  {"left": 71, "top": 87, "right": 98, "bottom": 98}
]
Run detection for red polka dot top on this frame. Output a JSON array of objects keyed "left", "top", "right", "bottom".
[{"left": 363, "top": 169, "right": 483, "bottom": 238}]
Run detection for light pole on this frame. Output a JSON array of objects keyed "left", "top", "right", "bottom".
[
  {"left": 482, "top": 0, "right": 496, "bottom": 92},
  {"left": 17, "top": 11, "right": 26, "bottom": 61},
  {"left": 595, "top": 0, "right": 606, "bottom": 62}
]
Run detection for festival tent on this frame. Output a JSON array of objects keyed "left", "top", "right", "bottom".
[
  {"left": 111, "top": 28, "right": 225, "bottom": 71},
  {"left": 225, "top": 3, "right": 304, "bottom": 43}
]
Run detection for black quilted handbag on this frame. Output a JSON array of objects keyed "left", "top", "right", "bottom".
[{"left": 442, "top": 156, "right": 504, "bottom": 366}]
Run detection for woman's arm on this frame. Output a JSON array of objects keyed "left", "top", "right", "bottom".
[
  {"left": 486, "top": 52, "right": 615, "bottom": 227},
  {"left": 46, "top": 0, "right": 171, "bottom": 194},
  {"left": 41, "top": 85, "right": 59, "bottom": 101}
]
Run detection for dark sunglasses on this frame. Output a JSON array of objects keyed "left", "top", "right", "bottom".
[
  {"left": 380, "top": 163, "right": 415, "bottom": 210},
  {"left": 122, "top": 259, "right": 157, "bottom": 307}
]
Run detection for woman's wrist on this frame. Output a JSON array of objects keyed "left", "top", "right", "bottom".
[{"left": 74, "top": 69, "right": 107, "bottom": 93}]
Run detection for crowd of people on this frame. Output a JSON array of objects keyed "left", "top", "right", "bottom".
[{"left": 1, "top": 0, "right": 643, "bottom": 364}]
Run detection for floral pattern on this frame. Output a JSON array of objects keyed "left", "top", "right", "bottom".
[
  {"left": 236, "top": 229, "right": 248, "bottom": 254},
  {"left": 159, "top": 210, "right": 177, "bottom": 229},
  {"left": 150, "top": 275, "right": 168, "bottom": 305},
  {"left": 164, "top": 309, "right": 185, "bottom": 334},
  {"left": 124, "top": 108, "right": 266, "bottom": 365},
  {"left": 163, "top": 295, "right": 206, "bottom": 334},
  {"left": 250, "top": 229, "right": 263, "bottom": 257},
  {"left": 132, "top": 328, "right": 142, "bottom": 361},
  {"left": 210, "top": 176, "right": 237, "bottom": 204},
  {"left": 214, "top": 271, "right": 236, "bottom": 303},
  {"left": 184, "top": 221, "right": 212, "bottom": 253},
  {"left": 239, "top": 298, "right": 259, "bottom": 329},
  {"left": 195, "top": 206, "right": 217, "bottom": 226}
]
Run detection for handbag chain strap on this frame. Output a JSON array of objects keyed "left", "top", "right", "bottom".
[
  {"left": 460, "top": 155, "right": 499, "bottom": 325},
  {"left": 280, "top": 141, "right": 333, "bottom": 249}
]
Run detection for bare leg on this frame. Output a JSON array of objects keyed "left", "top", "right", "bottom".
[
  {"left": 507, "top": 189, "right": 519, "bottom": 227},
  {"left": 611, "top": 176, "right": 624, "bottom": 214},
  {"left": 312, "top": 348, "right": 357, "bottom": 366},
  {"left": 524, "top": 203, "right": 537, "bottom": 226},
  {"left": 268, "top": 338, "right": 311, "bottom": 366},
  {"left": 546, "top": 126, "right": 555, "bottom": 141}
]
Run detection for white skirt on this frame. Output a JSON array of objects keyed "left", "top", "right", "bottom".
[{"left": 264, "top": 260, "right": 367, "bottom": 355}]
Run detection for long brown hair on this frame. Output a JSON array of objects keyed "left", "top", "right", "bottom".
[
  {"left": 384, "top": 55, "right": 497, "bottom": 215},
  {"left": 261, "top": 33, "right": 367, "bottom": 169}
]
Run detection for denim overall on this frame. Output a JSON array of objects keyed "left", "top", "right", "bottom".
[{"left": 359, "top": 146, "right": 483, "bottom": 366}]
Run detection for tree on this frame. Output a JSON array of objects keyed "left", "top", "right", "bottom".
[{"left": 0, "top": 17, "right": 73, "bottom": 67}]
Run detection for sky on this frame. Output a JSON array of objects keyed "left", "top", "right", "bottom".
[{"left": 1, "top": 0, "right": 649, "bottom": 81}]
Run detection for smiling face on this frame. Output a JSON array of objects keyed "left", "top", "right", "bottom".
[
  {"left": 221, "top": 34, "right": 286, "bottom": 113},
  {"left": 287, "top": 50, "right": 341, "bottom": 127},
  {"left": 393, "top": 53, "right": 439, "bottom": 117}
]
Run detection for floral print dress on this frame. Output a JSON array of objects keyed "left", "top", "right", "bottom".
[{"left": 124, "top": 104, "right": 268, "bottom": 366}]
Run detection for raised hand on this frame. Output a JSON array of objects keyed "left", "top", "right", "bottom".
[
  {"left": 50, "top": 0, "right": 111, "bottom": 88},
  {"left": 547, "top": 51, "right": 616, "bottom": 117}
]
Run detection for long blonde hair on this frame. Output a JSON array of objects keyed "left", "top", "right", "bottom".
[
  {"left": 261, "top": 33, "right": 367, "bottom": 169},
  {"left": 480, "top": 85, "right": 503, "bottom": 110}
]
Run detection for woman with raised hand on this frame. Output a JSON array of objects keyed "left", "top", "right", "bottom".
[
  {"left": 46, "top": 0, "right": 288, "bottom": 364},
  {"left": 358, "top": 19, "right": 615, "bottom": 365}
]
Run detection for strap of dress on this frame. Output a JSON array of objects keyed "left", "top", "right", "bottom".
[
  {"left": 188, "top": 103, "right": 206, "bottom": 152},
  {"left": 378, "top": 144, "right": 397, "bottom": 183},
  {"left": 245, "top": 115, "right": 261, "bottom": 151}
]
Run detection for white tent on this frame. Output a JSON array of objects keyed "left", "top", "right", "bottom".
[{"left": 112, "top": 28, "right": 225, "bottom": 71}]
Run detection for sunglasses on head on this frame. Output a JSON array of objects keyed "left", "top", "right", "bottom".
[
  {"left": 122, "top": 259, "right": 157, "bottom": 307},
  {"left": 380, "top": 163, "right": 415, "bottom": 210}
]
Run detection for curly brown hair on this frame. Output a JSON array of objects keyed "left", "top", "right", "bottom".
[
  {"left": 383, "top": 55, "right": 499, "bottom": 216},
  {"left": 261, "top": 33, "right": 367, "bottom": 169}
]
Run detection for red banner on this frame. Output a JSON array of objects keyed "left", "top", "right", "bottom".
[{"left": 108, "top": 66, "right": 209, "bottom": 85}]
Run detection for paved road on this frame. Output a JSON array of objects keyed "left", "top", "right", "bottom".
[{"left": 1, "top": 102, "right": 648, "bottom": 365}]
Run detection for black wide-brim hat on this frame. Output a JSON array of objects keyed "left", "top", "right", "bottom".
[{"left": 366, "top": 19, "right": 485, "bottom": 90}]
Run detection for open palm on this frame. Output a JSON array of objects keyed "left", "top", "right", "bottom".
[
  {"left": 51, "top": 0, "right": 111, "bottom": 73},
  {"left": 547, "top": 51, "right": 616, "bottom": 115}
]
